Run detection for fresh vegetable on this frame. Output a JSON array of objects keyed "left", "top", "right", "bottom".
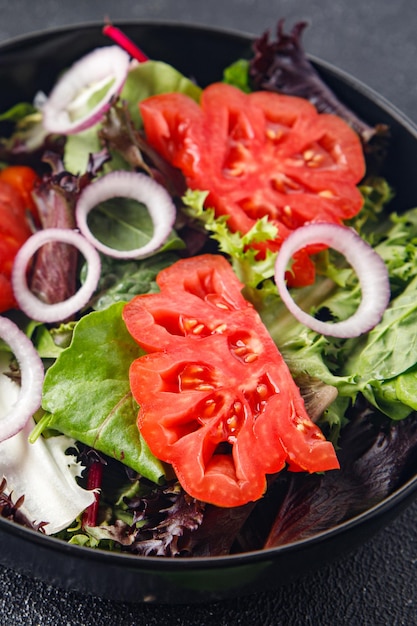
[
  {"left": 262, "top": 399, "right": 417, "bottom": 548},
  {"left": 140, "top": 82, "right": 366, "bottom": 286},
  {"left": 0, "top": 418, "right": 95, "bottom": 535},
  {"left": 12, "top": 227, "right": 101, "bottom": 323},
  {"left": 75, "top": 170, "right": 177, "bottom": 259},
  {"left": 123, "top": 254, "right": 339, "bottom": 507},
  {"left": 102, "top": 22, "right": 149, "bottom": 63},
  {"left": 39, "top": 302, "right": 166, "bottom": 485},
  {"left": 28, "top": 151, "right": 108, "bottom": 309},
  {"left": 248, "top": 20, "right": 378, "bottom": 143},
  {"left": 274, "top": 222, "right": 390, "bottom": 337},
  {"left": 0, "top": 169, "right": 38, "bottom": 312}
]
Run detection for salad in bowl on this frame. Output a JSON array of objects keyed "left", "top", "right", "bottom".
[{"left": 1, "top": 18, "right": 417, "bottom": 602}]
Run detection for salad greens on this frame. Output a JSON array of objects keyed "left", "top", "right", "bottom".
[
  {"left": 39, "top": 302, "right": 165, "bottom": 484},
  {"left": 1, "top": 20, "right": 417, "bottom": 556}
]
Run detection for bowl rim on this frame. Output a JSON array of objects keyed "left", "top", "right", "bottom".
[
  {"left": 1, "top": 457, "right": 417, "bottom": 572},
  {"left": 1, "top": 18, "right": 417, "bottom": 572}
]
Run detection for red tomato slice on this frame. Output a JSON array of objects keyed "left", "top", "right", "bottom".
[
  {"left": 140, "top": 83, "right": 366, "bottom": 287},
  {"left": 0, "top": 165, "right": 39, "bottom": 221},
  {"left": 0, "top": 177, "right": 34, "bottom": 313},
  {"left": 123, "top": 255, "right": 252, "bottom": 352},
  {"left": 123, "top": 254, "right": 339, "bottom": 508}
]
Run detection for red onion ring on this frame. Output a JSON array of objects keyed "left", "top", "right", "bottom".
[
  {"left": 274, "top": 223, "right": 390, "bottom": 338},
  {"left": 42, "top": 46, "right": 130, "bottom": 135},
  {"left": 75, "top": 171, "right": 176, "bottom": 259},
  {"left": 12, "top": 228, "right": 101, "bottom": 323},
  {"left": 0, "top": 316, "right": 44, "bottom": 442}
]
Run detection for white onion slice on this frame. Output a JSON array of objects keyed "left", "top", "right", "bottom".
[
  {"left": 75, "top": 171, "right": 176, "bottom": 259},
  {"left": 12, "top": 228, "right": 101, "bottom": 323},
  {"left": 0, "top": 316, "right": 44, "bottom": 442},
  {"left": 274, "top": 223, "right": 390, "bottom": 338},
  {"left": 42, "top": 46, "right": 130, "bottom": 135}
]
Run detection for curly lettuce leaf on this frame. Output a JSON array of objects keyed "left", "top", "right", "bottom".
[
  {"left": 182, "top": 188, "right": 278, "bottom": 289},
  {"left": 40, "top": 302, "right": 166, "bottom": 484}
]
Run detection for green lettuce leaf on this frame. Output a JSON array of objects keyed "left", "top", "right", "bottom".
[
  {"left": 182, "top": 189, "right": 278, "bottom": 305},
  {"left": 84, "top": 195, "right": 185, "bottom": 257},
  {"left": 40, "top": 302, "right": 166, "bottom": 484},
  {"left": 90, "top": 251, "right": 180, "bottom": 311},
  {"left": 222, "top": 59, "right": 251, "bottom": 93}
]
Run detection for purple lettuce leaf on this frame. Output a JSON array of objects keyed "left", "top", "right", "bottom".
[
  {"left": 29, "top": 150, "right": 110, "bottom": 308},
  {"left": 249, "top": 19, "right": 389, "bottom": 158},
  {"left": 258, "top": 400, "right": 417, "bottom": 548}
]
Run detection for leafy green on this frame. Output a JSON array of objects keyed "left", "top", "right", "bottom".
[
  {"left": 26, "top": 320, "right": 75, "bottom": 359},
  {"left": 0, "top": 102, "right": 37, "bottom": 122},
  {"left": 0, "top": 108, "right": 47, "bottom": 155},
  {"left": 90, "top": 251, "right": 180, "bottom": 311},
  {"left": 85, "top": 195, "right": 185, "bottom": 257},
  {"left": 64, "top": 125, "right": 101, "bottom": 175},
  {"left": 341, "top": 275, "right": 417, "bottom": 418},
  {"left": 40, "top": 302, "right": 166, "bottom": 484},
  {"left": 182, "top": 189, "right": 278, "bottom": 301},
  {"left": 222, "top": 59, "right": 251, "bottom": 93}
]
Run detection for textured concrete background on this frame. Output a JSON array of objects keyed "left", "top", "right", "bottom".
[{"left": 0, "top": 0, "right": 416, "bottom": 122}]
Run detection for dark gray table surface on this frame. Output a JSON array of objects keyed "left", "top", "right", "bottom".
[{"left": 1, "top": 1, "right": 417, "bottom": 624}]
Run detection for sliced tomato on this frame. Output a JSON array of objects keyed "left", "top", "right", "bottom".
[
  {"left": 122, "top": 255, "right": 252, "bottom": 352},
  {"left": 123, "top": 254, "right": 339, "bottom": 508},
  {"left": 0, "top": 175, "right": 35, "bottom": 313},
  {"left": 140, "top": 83, "right": 366, "bottom": 286},
  {"left": 0, "top": 165, "right": 39, "bottom": 222}
]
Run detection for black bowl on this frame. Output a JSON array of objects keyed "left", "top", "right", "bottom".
[{"left": 1, "top": 21, "right": 417, "bottom": 605}]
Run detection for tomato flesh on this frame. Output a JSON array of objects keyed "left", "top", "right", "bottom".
[
  {"left": 0, "top": 172, "right": 37, "bottom": 312},
  {"left": 140, "top": 83, "right": 366, "bottom": 287},
  {"left": 123, "top": 255, "right": 339, "bottom": 507},
  {"left": 0, "top": 165, "right": 39, "bottom": 221}
]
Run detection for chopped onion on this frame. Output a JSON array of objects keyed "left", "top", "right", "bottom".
[
  {"left": 0, "top": 316, "right": 44, "bottom": 442},
  {"left": 42, "top": 46, "right": 130, "bottom": 135},
  {"left": 75, "top": 171, "right": 176, "bottom": 259},
  {"left": 274, "top": 223, "right": 390, "bottom": 338},
  {"left": 12, "top": 228, "right": 101, "bottom": 323}
]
